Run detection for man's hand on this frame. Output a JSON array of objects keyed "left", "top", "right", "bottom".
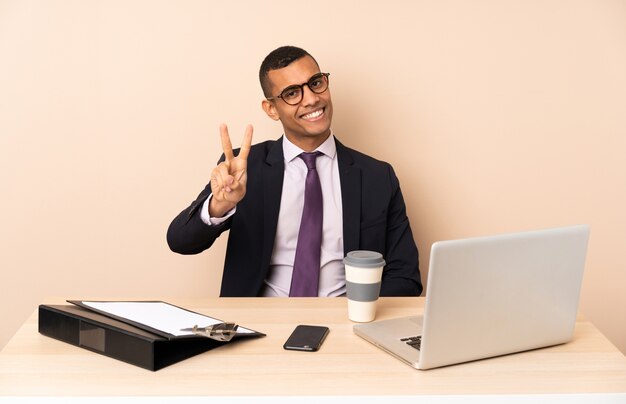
[{"left": 209, "top": 124, "right": 253, "bottom": 218}]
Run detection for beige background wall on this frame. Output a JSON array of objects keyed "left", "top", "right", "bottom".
[{"left": 1, "top": 0, "right": 625, "bottom": 354}]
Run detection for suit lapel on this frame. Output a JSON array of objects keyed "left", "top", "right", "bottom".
[
  {"left": 261, "top": 137, "right": 285, "bottom": 269},
  {"left": 336, "top": 139, "right": 361, "bottom": 255}
]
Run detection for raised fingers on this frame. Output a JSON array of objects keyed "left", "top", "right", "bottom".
[
  {"left": 220, "top": 124, "right": 235, "bottom": 162},
  {"left": 237, "top": 124, "right": 253, "bottom": 161}
]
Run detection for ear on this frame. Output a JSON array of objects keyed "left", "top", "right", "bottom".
[{"left": 262, "top": 99, "right": 280, "bottom": 121}]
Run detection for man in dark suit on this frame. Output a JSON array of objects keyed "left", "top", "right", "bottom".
[{"left": 167, "top": 46, "right": 422, "bottom": 297}]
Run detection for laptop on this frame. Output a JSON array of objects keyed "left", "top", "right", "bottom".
[{"left": 353, "top": 224, "right": 590, "bottom": 370}]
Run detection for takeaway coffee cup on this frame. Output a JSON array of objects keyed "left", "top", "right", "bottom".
[{"left": 343, "top": 250, "right": 385, "bottom": 322}]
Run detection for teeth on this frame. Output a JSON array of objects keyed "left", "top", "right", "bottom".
[{"left": 302, "top": 109, "right": 323, "bottom": 120}]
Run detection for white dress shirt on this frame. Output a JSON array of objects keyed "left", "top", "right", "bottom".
[{"left": 201, "top": 134, "right": 346, "bottom": 297}]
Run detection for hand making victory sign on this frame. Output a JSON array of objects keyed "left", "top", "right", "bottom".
[{"left": 209, "top": 124, "right": 253, "bottom": 218}]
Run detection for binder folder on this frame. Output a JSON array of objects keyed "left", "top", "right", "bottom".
[{"left": 38, "top": 301, "right": 265, "bottom": 371}]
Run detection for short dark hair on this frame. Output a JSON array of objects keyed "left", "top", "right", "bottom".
[{"left": 259, "top": 46, "right": 319, "bottom": 98}]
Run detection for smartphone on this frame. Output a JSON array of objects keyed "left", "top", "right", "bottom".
[{"left": 283, "top": 325, "right": 329, "bottom": 352}]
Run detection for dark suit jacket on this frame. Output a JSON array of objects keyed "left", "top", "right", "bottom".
[{"left": 167, "top": 137, "right": 422, "bottom": 297}]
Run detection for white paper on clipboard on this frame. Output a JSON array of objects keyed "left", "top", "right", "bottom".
[{"left": 76, "top": 301, "right": 255, "bottom": 337}]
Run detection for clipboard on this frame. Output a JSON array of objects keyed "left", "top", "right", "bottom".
[
  {"left": 38, "top": 300, "right": 265, "bottom": 371},
  {"left": 67, "top": 300, "right": 264, "bottom": 340}
]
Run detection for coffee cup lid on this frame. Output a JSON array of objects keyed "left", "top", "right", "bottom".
[{"left": 343, "top": 250, "right": 386, "bottom": 268}]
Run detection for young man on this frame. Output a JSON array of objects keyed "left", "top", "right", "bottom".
[{"left": 167, "top": 46, "right": 422, "bottom": 297}]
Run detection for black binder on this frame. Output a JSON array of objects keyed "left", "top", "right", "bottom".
[{"left": 38, "top": 303, "right": 264, "bottom": 371}]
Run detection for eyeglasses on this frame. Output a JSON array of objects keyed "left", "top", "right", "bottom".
[{"left": 267, "top": 72, "right": 330, "bottom": 106}]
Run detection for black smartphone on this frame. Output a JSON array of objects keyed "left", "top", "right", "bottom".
[{"left": 283, "top": 325, "right": 329, "bottom": 352}]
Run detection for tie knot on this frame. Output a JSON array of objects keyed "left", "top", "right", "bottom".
[{"left": 299, "top": 151, "right": 322, "bottom": 170}]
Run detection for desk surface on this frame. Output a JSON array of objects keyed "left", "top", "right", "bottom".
[{"left": 1, "top": 297, "right": 625, "bottom": 396}]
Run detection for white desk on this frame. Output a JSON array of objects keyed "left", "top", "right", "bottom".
[{"left": 0, "top": 297, "right": 625, "bottom": 400}]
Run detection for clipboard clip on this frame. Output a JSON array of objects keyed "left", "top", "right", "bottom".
[{"left": 180, "top": 323, "right": 239, "bottom": 342}]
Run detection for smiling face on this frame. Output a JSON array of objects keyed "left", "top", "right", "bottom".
[{"left": 261, "top": 56, "right": 333, "bottom": 151}]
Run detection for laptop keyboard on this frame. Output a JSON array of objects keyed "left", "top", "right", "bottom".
[{"left": 401, "top": 336, "right": 422, "bottom": 351}]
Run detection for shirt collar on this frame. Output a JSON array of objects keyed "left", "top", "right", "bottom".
[{"left": 283, "top": 131, "right": 337, "bottom": 163}]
